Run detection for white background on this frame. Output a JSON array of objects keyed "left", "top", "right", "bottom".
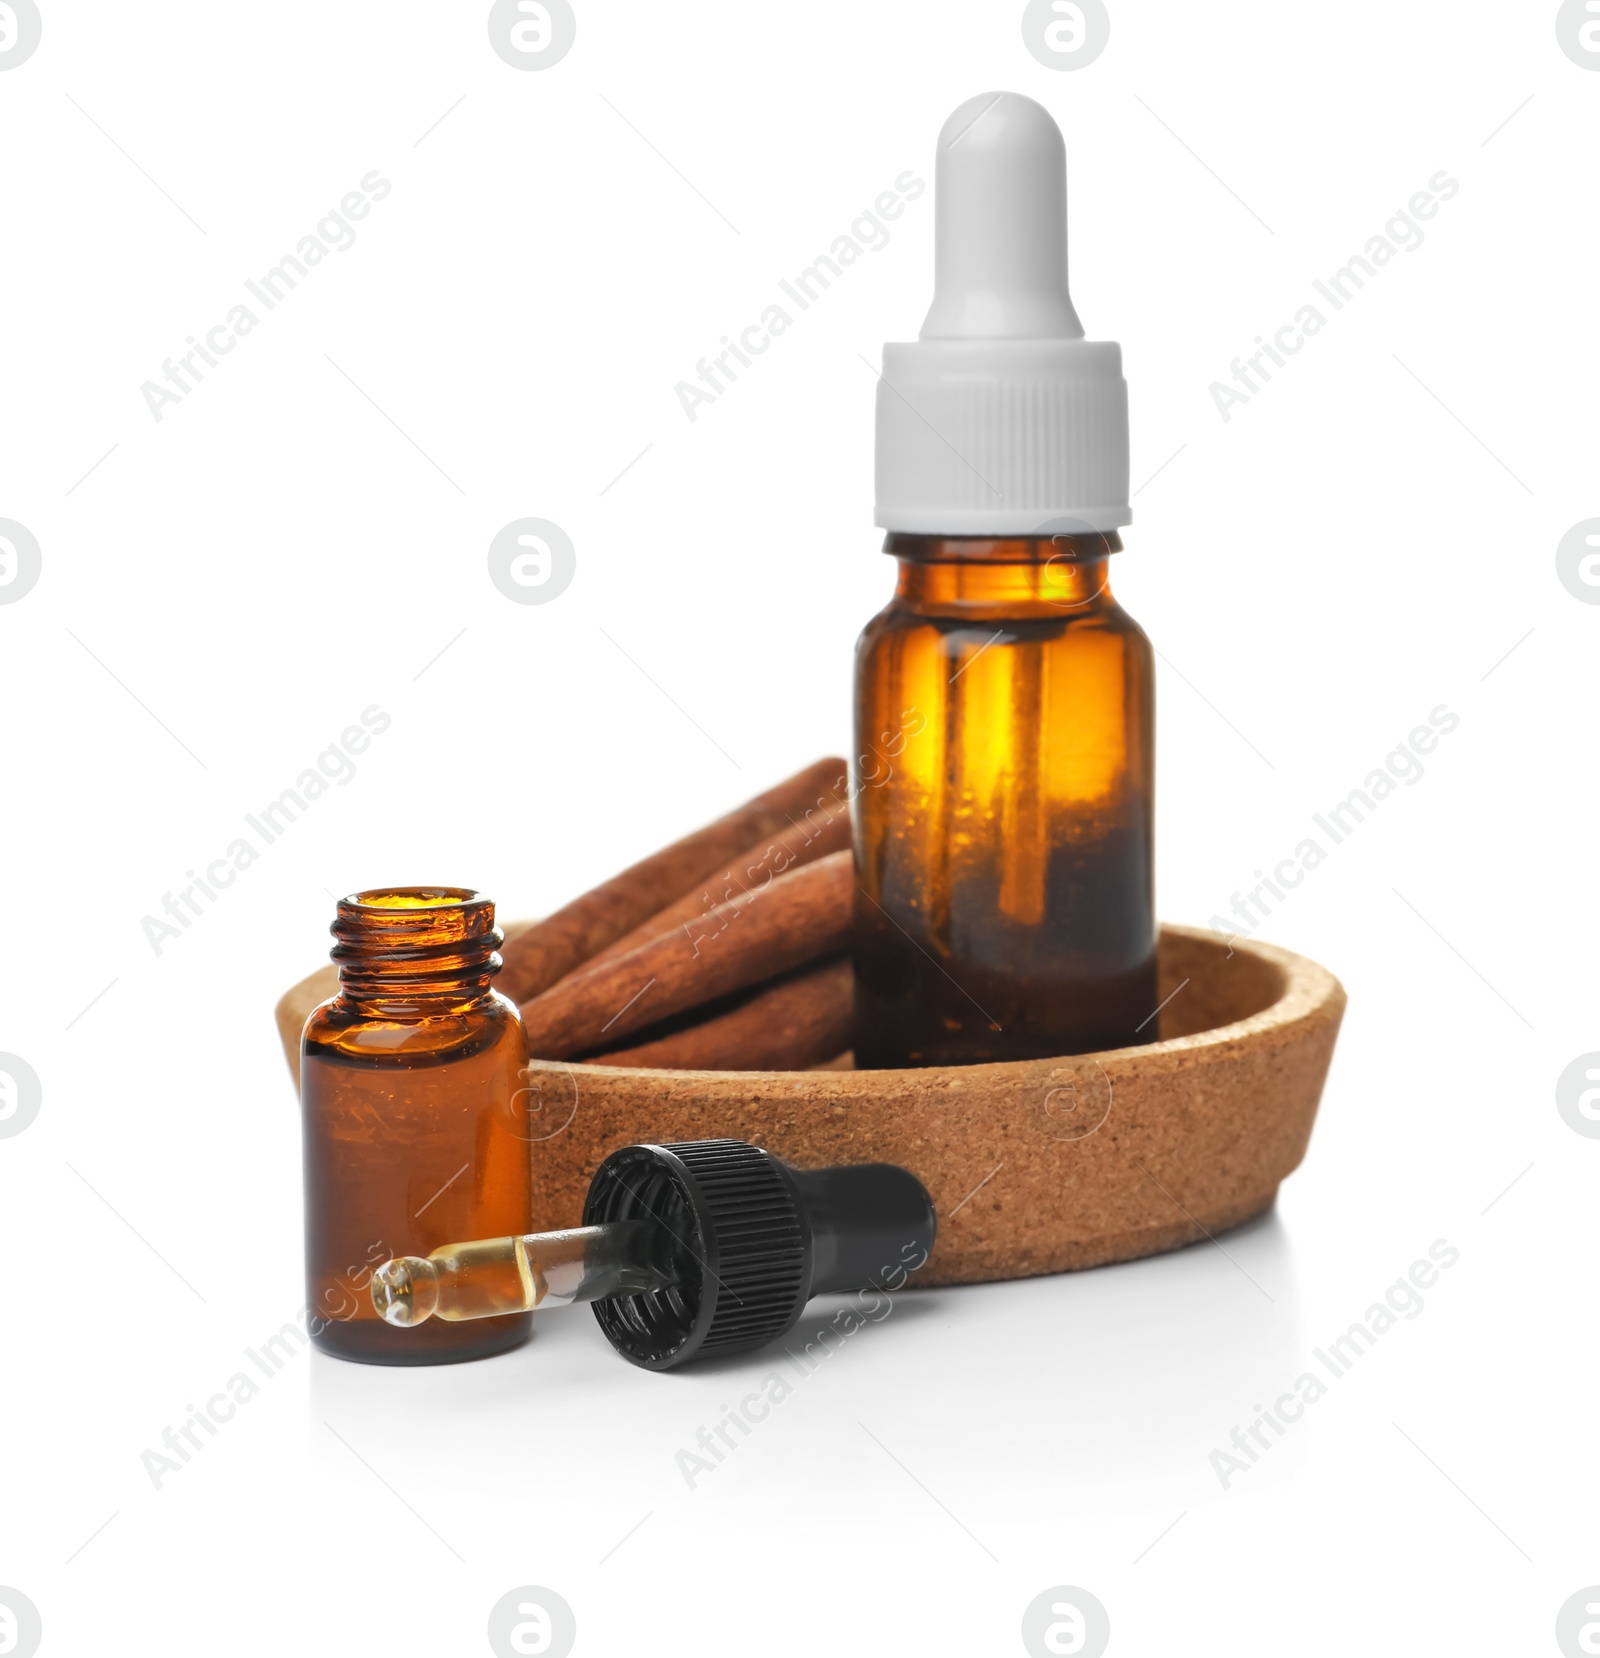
[{"left": 2, "top": 2, "right": 1595, "bottom": 1653}]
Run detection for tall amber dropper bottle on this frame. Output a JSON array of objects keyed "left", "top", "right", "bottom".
[{"left": 854, "top": 92, "right": 1155, "bottom": 1068}]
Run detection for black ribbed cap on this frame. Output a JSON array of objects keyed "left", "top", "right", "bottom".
[{"left": 583, "top": 1139, "right": 812, "bottom": 1371}]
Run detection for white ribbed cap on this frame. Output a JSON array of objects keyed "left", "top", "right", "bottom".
[{"left": 875, "top": 92, "right": 1130, "bottom": 536}]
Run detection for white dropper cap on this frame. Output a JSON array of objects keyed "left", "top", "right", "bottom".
[{"left": 875, "top": 92, "right": 1130, "bottom": 536}]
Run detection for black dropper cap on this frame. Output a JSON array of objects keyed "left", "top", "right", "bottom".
[{"left": 581, "top": 1138, "right": 936, "bottom": 1371}]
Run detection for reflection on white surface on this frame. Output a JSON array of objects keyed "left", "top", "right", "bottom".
[{"left": 306, "top": 1204, "right": 1304, "bottom": 1532}]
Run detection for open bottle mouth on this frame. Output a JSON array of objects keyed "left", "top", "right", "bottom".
[
  {"left": 343, "top": 886, "right": 481, "bottom": 910},
  {"left": 330, "top": 887, "right": 503, "bottom": 1005}
]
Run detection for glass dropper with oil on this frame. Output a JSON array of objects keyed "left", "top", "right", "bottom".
[
  {"left": 369, "top": 1138, "right": 937, "bottom": 1371},
  {"left": 371, "top": 1218, "right": 681, "bottom": 1326}
]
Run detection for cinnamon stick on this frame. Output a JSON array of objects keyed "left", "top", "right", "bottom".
[
  {"left": 497, "top": 757, "right": 849, "bottom": 1003},
  {"left": 588, "top": 956, "right": 853, "bottom": 1070},
  {"left": 519, "top": 850, "right": 854, "bottom": 1059},
  {"left": 579, "top": 807, "right": 851, "bottom": 975}
]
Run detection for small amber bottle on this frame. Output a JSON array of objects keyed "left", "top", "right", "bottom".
[
  {"left": 853, "top": 534, "right": 1154, "bottom": 1066},
  {"left": 300, "top": 888, "right": 533, "bottom": 1364},
  {"left": 857, "top": 92, "right": 1156, "bottom": 1067}
]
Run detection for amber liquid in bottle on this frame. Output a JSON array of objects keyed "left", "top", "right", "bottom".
[
  {"left": 300, "top": 888, "right": 534, "bottom": 1364},
  {"left": 853, "top": 533, "right": 1156, "bottom": 1068}
]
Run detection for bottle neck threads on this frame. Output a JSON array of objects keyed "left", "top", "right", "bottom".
[{"left": 330, "top": 888, "right": 502, "bottom": 1015}]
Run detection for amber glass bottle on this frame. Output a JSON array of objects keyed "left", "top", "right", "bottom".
[
  {"left": 853, "top": 533, "right": 1155, "bottom": 1068},
  {"left": 301, "top": 888, "right": 533, "bottom": 1364}
]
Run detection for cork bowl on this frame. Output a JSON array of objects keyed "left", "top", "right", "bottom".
[
  {"left": 276, "top": 924, "right": 1343, "bottom": 1288},
  {"left": 517, "top": 923, "right": 1343, "bottom": 1287}
]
